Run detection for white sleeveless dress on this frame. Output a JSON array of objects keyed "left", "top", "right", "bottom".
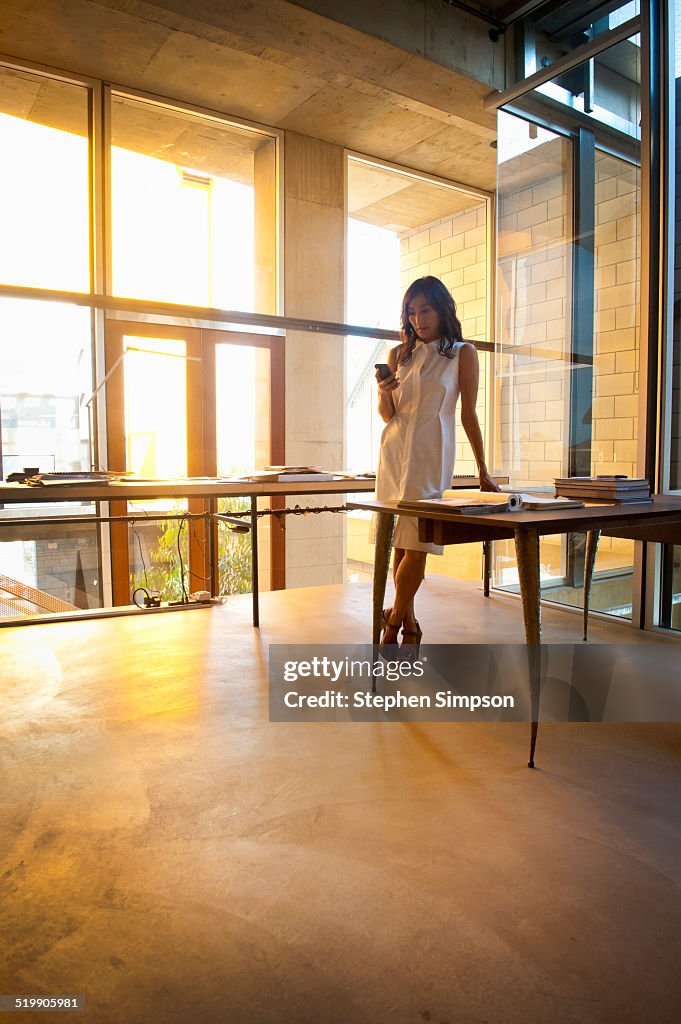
[{"left": 375, "top": 339, "right": 465, "bottom": 554}]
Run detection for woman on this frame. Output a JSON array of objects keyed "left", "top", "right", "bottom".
[{"left": 375, "top": 275, "right": 499, "bottom": 649}]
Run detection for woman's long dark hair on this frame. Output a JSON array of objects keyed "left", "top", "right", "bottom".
[{"left": 398, "top": 276, "right": 464, "bottom": 365}]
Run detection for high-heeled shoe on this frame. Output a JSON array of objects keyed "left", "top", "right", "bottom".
[
  {"left": 379, "top": 608, "right": 402, "bottom": 653},
  {"left": 400, "top": 620, "right": 422, "bottom": 658}
]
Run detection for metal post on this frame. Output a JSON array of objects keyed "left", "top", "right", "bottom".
[
  {"left": 208, "top": 499, "right": 217, "bottom": 597},
  {"left": 251, "top": 495, "right": 259, "bottom": 627}
]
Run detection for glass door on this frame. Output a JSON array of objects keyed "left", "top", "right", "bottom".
[
  {"left": 104, "top": 321, "right": 283, "bottom": 605},
  {"left": 104, "top": 320, "right": 206, "bottom": 605},
  {"left": 207, "top": 330, "right": 284, "bottom": 595}
]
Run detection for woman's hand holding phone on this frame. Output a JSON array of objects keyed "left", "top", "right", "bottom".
[{"left": 375, "top": 363, "right": 399, "bottom": 392}]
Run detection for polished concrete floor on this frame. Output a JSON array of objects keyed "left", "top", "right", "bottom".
[{"left": 1, "top": 578, "right": 680, "bottom": 1024}]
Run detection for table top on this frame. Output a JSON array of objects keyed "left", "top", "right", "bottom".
[
  {"left": 0, "top": 473, "right": 500, "bottom": 506},
  {"left": 0, "top": 477, "right": 377, "bottom": 505},
  {"left": 348, "top": 496, "right": 681, "bottom": 536}
]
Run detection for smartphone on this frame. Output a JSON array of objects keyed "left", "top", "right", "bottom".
[{"left": 374, "top": 363, "right": 393, "bottom": 380}]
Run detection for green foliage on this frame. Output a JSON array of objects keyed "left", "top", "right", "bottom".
[
  {"left": 129, "top": 498, "right": 252, "bottom": 601},
  {"left": 217, "top": 497, "right": 252, "bottom": 596}
]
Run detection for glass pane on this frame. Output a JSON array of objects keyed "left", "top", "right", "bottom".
[
  {"left": 658, "top": 3, "right": 681, "bottom": 630},
  {"left": 669, "top": 2, "right": 681, "bottom": 491},
  {"left": 494, "top": 35, "right": 641, "bottom": 619},
  {"left": 346, "top": 157, "right": 489, "bottom": 583},
  {"left": 663, "top": 546, "right": 681, "bottom": 628},
  {"left": 496, "top": 112, "right": 571, "bottom": 490},
  {"left": 511, "top": 2, "right": 640, "bottom": 82},
  {"left": 129, "top": 509, "right": 189, "bottom": 605},
  {"left": 0, "top": 296, "right": 97, "bottom": 624},
  {"left": 0, "top": 67, "right": 89, "bottom": 292},
  {"left": 110, "top": 93, "right": 275, "bottom": 311},
  {"left": 123, "top": 336, "right": 187, "bottom": 478},
  {"left": 215, "top": 341, "right": 270, "bottom": 594},
  {"left": 0, "top": 297, "right": 93, "bottom": 477},
  {"left": 119, "top": 331, "right": 190, "bottom": 603},
  {"left": 0, "top": 524, "right": 101, "bottom": 622}
]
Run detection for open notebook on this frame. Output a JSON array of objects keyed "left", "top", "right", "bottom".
[{"left": 397, "top": 489, "right": 584, "bottom": 514}]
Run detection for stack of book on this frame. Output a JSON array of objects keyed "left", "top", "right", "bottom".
[
  {"left": 20, "top": 471, "right": 122, "bottom": 487},
  {"left": 554, "top": 476, "right": 652, "bottom": 503},
  {"left": 397, "top": 492, "right": 509, "bottom": 515},
  {"left": 235, "top": 466, "right": 335, "bottom": 482}
]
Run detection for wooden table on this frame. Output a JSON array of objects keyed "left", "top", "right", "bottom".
[
  {"left": 0, "top": 477, "right": 376, "bottom": 626},
  {"left": 348, "top": 496, "right": 681, "bottom": 766}
]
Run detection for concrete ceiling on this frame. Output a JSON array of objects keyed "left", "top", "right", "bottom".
[
  {"left": 0, "top": 0, "right": 499, "bottom": 191},
  {"left": 348, "top": 159, "right": 483, "bottom": 232}
]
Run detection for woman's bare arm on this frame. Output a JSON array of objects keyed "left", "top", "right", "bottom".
[
  {"left": 376, "top": 345, "right": 400, "bottom": 423},
  {"left": 458, "top": 343, "right": 500, "bottom": 491}
]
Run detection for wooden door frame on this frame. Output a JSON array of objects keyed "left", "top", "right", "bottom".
[
  {"left": 104, "top": 320, "right": 204, "bottom": 604},
  {"left": 204, "top": 329, "right": 285, "bottom": 590},
  {"left": 104, "top": 319, "right": 285, "bottom": 604}
]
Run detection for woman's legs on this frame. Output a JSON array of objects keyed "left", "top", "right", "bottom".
[{"left": 383, "top": 546, "right": 427, "bottom": 643}]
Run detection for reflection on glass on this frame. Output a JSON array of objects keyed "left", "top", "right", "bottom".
[
  {"left": 345, "top": 157, "right": 489, "bottom": 583},
  {"left": 0, "top": 67, "right": 89, "bottom": 292},
  {"left": 0, "top": 298, "right": 93, "bottom": 477},
  {"left": 494, "top": 36, "right": 640, "bottom": 619},
  {"left": 215, "top": 341, "right": 270, "bottom": 594},
  {"left": 129, "top": 512, "right": 189, "bottom": 604},
  {"left": 215, "top": 344, "right": 270, "bottom": 475},
  {"left": 123, "top": 336, "right": 187, "bottom": 478},
  {"left": 592, "top": 148, "right": 640, "bottom": 479},
  {"left": 512, "top": 2, "right": 640, "bottom": 82},
  {"left": 670, "top": 2, "right": 681, "bottom": 492},
  {"left": 110, "top": 93, "right": 275, "bottom": 310},
  {"left": 0, "top": 526, "right": 100, "bottom": 621},
  {"left": 121, "top": 334, "right": 190, "bottom": 602},
  {"left": 496, "top": 111, "right": 570, "bottom": 489},
  {"left": 659, "top": 5, "right": 681, "bottom": 630}
]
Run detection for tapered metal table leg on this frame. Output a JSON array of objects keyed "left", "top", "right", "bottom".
[
  {"left": 583, "top": 529, "right": 601, "bottom": 641},
  {"left": 514, "top": 528, "right": 541, "bottom": 768},
  {"left": 251, "top": 497, "right": 259, "bottom": 628},
  {"left": 373, "top": 512, "right": 395, "bottom": 645},
  {"left": 483, "top": 540, "right": 491, "bottom": 597}
]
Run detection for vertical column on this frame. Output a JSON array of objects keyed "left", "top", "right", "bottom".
[
  {"left": 283, "top": 132, "right": 346, "bottom": 587},
  {"left": 254, "top": 138, "right": 279, "bottom": 591},
  {"left": 254, "top": 138, "right": 278, "bottom": 316}
]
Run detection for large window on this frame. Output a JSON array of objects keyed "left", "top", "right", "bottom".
[
  {"left": 109, "top": 93, "right": 275, "bottom": 311},
  {"left": 345, "top": 155, "right": 492, "bottom": 583},
  {"left": 0, "top": 67, "right": 90, "bottom": 293},
  {"left": 494, "top": 32, "right": 641, "bottom": 619},
  {"left": 0, "top": 61, "right": 279, "bottom": 622}
]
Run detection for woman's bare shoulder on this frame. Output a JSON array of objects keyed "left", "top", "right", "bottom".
[
  {"left": 458, "top": 341, "right": 479, "bottom": 363},
  {"left": 387, "top": 345, "right": 400, "bottom": 370}
]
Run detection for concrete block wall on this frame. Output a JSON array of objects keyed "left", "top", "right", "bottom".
[
  {"left": 399, "top": 202, "right": 489, "bottom": 475},
  {"left": 496, "top": 137, "right": 570, "bottom": 486},
  {"left": 496, "top": 142, "right": 640, "bottom": 487},
  {"left": 592, "top": 151, "right": 640, "bottom": 477}
]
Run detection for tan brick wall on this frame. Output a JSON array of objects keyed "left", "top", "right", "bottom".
[
  {"left": 592, "top": 151, "right": 640, "bottom": 477},
  {"left": 496, "top": 139, "right": 640, "bottom": 488},
  {"left": 399, "top": 202, "right": 489, "bottom": 475}
]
